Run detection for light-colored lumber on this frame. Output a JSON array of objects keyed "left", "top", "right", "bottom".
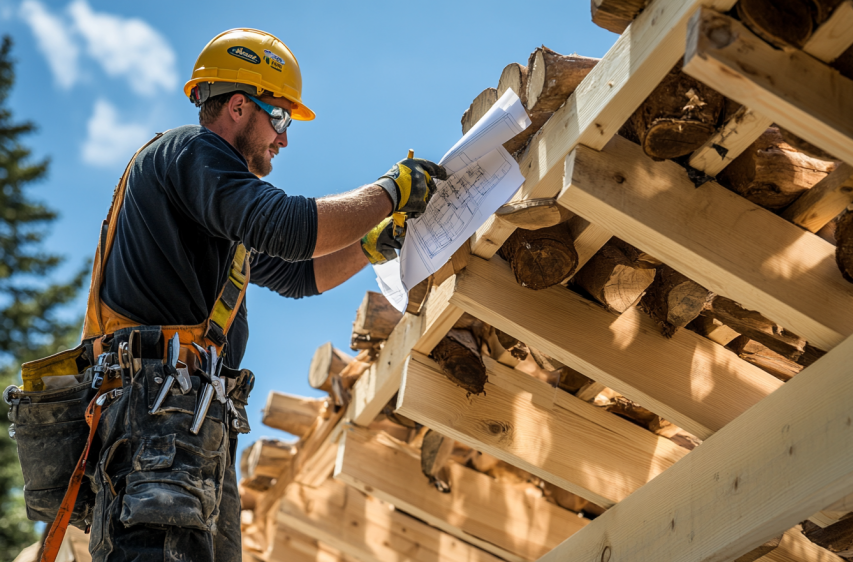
[
  {"left": 559, "top": 134, "right": 853, "bottom": 350},
  {"left": 469, "top": 0, "right": 738, "bottom": 259},
  {"left": 335, "top": 425, "right": 588, "bottom": 562},
  {"left": 277, "top": 478, "right": 503, "bottom": 562},
  {"left": 267, "top": 524, "right": 353, "bottom": 562},
  {"left": 688, "top": 107, "right": 775, "bottom": 177},
  {"left": 538, "top": 329, "right": 853, "bottom": 562},
  {"left": 308, "top": 342, "right": 354, "bottom": 392},
  {"left": 803, "top": 0, "right": 853, "bottom": 63},
  {"left": 449, "top": 255, "right": 781, "bottom": 440},
  {"left": 348, "top": 273, "right": 462, "bottom": 426},
  {"left": 683, "top": 8, "right": 853, "bottom": 168},
  {"left": 247, "top": 439, "right": 295, "bottom": 481},
  {"left": 688, "top": 4, "right": 853, "bottom": 178},
  {"left": 397, "top": 351, "right": 688, "bottom": 507},
  {"left": 261, "top": 392, "right": 326, "bottom": 438},
  {"left": 782, "top": 163, "right": 853, "bottom": 233}
]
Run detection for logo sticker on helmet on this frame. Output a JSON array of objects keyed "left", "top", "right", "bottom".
[
  {"left": 227, "top": 46, "right": 260, "bottom": 64},
  {"left": 263, "top": 49, "right": 285, "bottom": 72}
]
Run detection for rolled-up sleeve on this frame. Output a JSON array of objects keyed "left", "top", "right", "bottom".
[
  {"left": 250, "top": 253, "right": 320, "bottom": 298},
  {"left": 165, "top": 132, "right": 318, "bottom": 261}
]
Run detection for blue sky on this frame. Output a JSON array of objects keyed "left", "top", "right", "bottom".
[{"left": 1, "top": 0, "right": 616, "bottom": 469}]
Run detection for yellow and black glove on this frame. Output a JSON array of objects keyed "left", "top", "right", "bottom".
[
  {"left": 375, "top": 158, "right": 448, "bottom": 217},
  {"left": 361, "top": 217, "right": 405, "bottom": 265}
]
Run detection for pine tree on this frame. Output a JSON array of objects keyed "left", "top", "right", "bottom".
[{"left": 0, "top": 35, "right": 87, "bottom": 560}]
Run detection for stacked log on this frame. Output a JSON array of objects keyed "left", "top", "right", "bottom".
[
  {"left": 573, "top": 238, "right": 657, "bottom": 314},
  {"left": 351, "top": 291, "right": 404, "bottom": 350},
  {"left": 717, "top": 127, "right": 837, "bottom": 210},
  {"left": 621, "top": 61, "right": 726, "bottom": 160},
  {"left": 495, "top": 198, "right": 572, "bottom": 230},
  {"left": 706, "top": 296, "right": 807, "bottom": 361},
  {"left": 431, "top": 328, "right": 487, "bottom": 395},
  {"left": 261, "top": 392, "right": 327, "bottom": 439},
  {"left": 591, "top": 0, "right": 649, "bottom": 34},
  {"left": 466, "top": 47, "right": 598, "bottom": 157},
  {"left": 420, "top": 429, "right": 454, "bottom": 492},
  {"left": 641, "top": 265, "right": 714, "bottom": 337},
  {"left": 499, "top": 221, "right": 579, "bottom": 290},
  {"left": 461, "top": 88, "right": 498, "bottom": 135},
  {"left": 308, "top": 342, "right": 353, "bottom": 392},
  {"left": 737, "top": 0, "right": 814, "bottom": 48},
  {"left": 727, "top": 336, "right": 803, "bottom": 382}
]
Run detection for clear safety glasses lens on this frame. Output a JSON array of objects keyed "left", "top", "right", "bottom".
[{"left": 248, "top": 95, "right": 292, "bottom": 134}]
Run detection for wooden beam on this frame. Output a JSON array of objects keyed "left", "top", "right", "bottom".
[
  {"left": 397, "top": 351, "right": 688, "bottom": 507},
  {"left": 782, "top": 163, "right": 853, "bottom": 233},
  {"left": 683, "top": 8, "right": 853, "bottom": 167},
  {"left": 559, "top": 134, "right": 853, "bottom": 350},
  {"left": 688, "top": 107, "right": 775, "bottom": 177},
  {"left": 277, "top": 478, "right": 503, "bottom": 562},
  {"left": 267, "top": 524, "right": 353, "bottom": 562},
  {"left": 470, "top": 0, "right": 738, "bottom": 259},
  {"left": 335, "top": 425, "right": 588, "bottom": 562},
  {"left": 803, "top": 0, "right": 853, "bottom": 63},
  {"left": 538, "top": 329, "right": 853, "bottom": 562},
  {"left": 449, "top": 255, "right": 781, "bottom": 440},
  {"left": 347, "top": 273, "right": 462, "bottom": 426},
  {"left": 687, "top": 4, "right": 853, "bottom": 178}
]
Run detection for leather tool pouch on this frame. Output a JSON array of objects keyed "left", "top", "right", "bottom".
[{"left": 6, "top": 345, "right": 96, "bottom": 528}]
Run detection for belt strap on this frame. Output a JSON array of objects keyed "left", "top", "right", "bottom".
[{"left": 40, "top": 387, "right": 110, "bottom": 562}]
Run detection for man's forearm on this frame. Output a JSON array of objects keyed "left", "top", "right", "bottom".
[
  {"left": 313, "top": 184, "right": 392, "bottom": 257},
  {"left": 313, "top": 241, "right": 369, "bottom": 293}
]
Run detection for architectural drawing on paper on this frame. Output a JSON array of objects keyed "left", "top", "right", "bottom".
[{"left": 410, "top": 151, "right": 514, "bottom": 262}]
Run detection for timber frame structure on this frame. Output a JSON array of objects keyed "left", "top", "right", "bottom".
[{"left": 239, "top": 2, "right": 853, "bottom": 562}]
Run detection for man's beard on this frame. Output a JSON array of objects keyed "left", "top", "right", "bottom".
[{"left": 235, "top": 112, "right": 274, "bottom": 177}]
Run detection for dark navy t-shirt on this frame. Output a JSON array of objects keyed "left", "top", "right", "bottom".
[{"left": 101, "top": 125, "right": 320, "bottom": 368}]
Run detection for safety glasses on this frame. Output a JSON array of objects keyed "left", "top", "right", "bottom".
[{"left": 247, "top": 95, "right": 293, "bottom": 134}]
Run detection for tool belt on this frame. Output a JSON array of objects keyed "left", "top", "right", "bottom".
[{"left": 3, "top": 133, "right": 256, "bottom": 562}]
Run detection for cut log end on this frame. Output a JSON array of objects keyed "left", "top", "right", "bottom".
[
  {"left": 642, "top": 119, "right": 716, "bottom": 161},
  {"left": 737, "top": 0, "right": 814, "bottom": 49},
  {"left": 641, "top": 266, "right": 712, "bottom": 337},
  {"left": 499, "top": 222, "right": 579, "bottom": 290},
  {"left": 431, "top": 329, "right": 487, "bottom": 395},
  {"left": 574, "top": 240, "right": 657, "bottom": 314}
]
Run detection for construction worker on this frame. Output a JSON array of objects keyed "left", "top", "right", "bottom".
[{"left": 15, "top": 28, "right": 446, "bottom": 562}]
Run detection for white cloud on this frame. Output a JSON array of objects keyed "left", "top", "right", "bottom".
[
  {"left": 82, "top": 99, "right": 150, "bottom": 167},
  {"left": 19, "top": 0, "right": 79, "bottom": 89},
  {"left": 68, "top": 0, "right": 177, "bottom": 96}
]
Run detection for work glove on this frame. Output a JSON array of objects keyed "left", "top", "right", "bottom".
[
  {"left": 375, "top": 158, "right": 448, "bottom": 217},
  {"left": 362, "top": 217, "right": 404, "bottom": 265}
]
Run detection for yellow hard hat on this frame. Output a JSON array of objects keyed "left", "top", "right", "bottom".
[{"left": 184, "top": 28, "right": 315, "bottom": 121}]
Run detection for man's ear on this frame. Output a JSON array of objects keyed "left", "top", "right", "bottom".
[{"left": 227, "top": 94, "right": 249, "bottom": 123}]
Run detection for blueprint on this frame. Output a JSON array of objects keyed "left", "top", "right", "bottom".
[{"left": 374, "top": 89, "right": 530, "bottom": 312}]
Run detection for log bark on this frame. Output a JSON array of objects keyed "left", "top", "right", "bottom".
[
  {"left": 526, "top": 47, "right": 598, "bottom": 114},
  {"left": 727, "top": 336, "right": 803, "bottom": 382},
  {"left": 737, "top": 0, "right": 814, "bottom": 48},
  {"left": 591, "top": 0, "right": 649, "bottom": 34},
  {"left": 495, "top": 198, "right": 572, "bottom": 230},
  {"left": 717, "top": 127, "right": 837, "bottom": 210},
  {"left": 621, "top": 61, "right": 725, "bottom": 160},
  {"left": 835, "top": 210, "right": 853, "bottom": 283},
  {"left": 461, "top": 88, "right": 498, "bottom": 135},
  {"left": 605, "top": 397, "right": 676, "bottom": 437},
  {"left": 499, "top": 222, "right": 579, "bottom": 290},
  {"left": 430, "top": 329, "right": 487, "bottom": 395},
  {"left": 802, "top": 516, "right": 853, "bottom": 556},
  {"left": 573, "top": 239, "right": 657, "bottom": 313},
  {"left": 262, "top": 392, "right": 326, "bottom": 438},
  {"left": 420, "top": 429, "right": 455, "bottom": 492},
  {"left": 778, "top": 127, "right": 837, "bottom": 161},
  {"left": 351, "top": 291, "right": 404, "bottom": 350},
  {"left": 493, "top": 328, "right": 529, "bottom": 361},
  {"left": 406, "top": 276, "right": 432, "bottom": 316},
  {"left": 640, "top": 265, "right": 714, "bottom": 337},
  {"left": 708, "top": 296, "right": 807, "bottom": 360},
  {"left": 308, "top": 342, "right": 354, "bottom": 392}
]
